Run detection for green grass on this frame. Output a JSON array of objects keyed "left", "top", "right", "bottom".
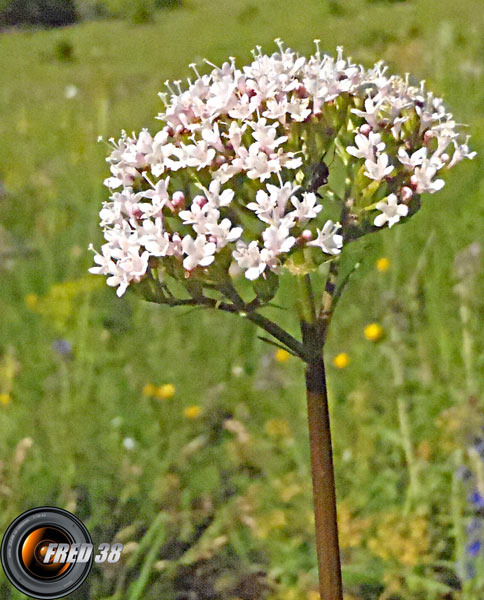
[{"left": 0, "top": 1, "right": 484, "bottom": 598}]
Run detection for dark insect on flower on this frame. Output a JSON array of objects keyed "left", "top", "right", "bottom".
[{"left": 309, "top": 158, "right": 330, "bottom": 194}]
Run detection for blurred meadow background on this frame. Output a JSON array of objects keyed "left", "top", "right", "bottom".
[{"left": 0, "top": 0, "right": 483, "bottom": 598}]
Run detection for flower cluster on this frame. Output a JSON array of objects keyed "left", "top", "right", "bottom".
[{"left": 90, "top": 41, "right": 474, "bottom": 297}]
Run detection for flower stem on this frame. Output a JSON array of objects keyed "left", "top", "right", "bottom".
[
  {"left": 298, "top": 274, "right": 343, "bottom": 600},
  {"left": 305, "top": 343, "right": 343, "bottom": 600}
]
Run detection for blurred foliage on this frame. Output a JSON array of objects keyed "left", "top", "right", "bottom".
[
  {"left": 0, "top": 0, "right": 483, "bottom": 598},
  {"left": 0, "top": 0, "right": 77, "bottom": 27},
  {"left": 0, "top": 0, "right": 181, "bottom": 28}
]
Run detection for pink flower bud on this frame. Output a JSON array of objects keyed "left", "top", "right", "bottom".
[
  {"left": 172, "top": 191, "right": 185, "bottom": 209},
  {"left": 410, "top": 175, "right": 418, "bottom": 190},
  {"left": 176, "top": 124, "right": 189, "bottom": 136},
  {"left": 400, "top": 186, "right": 413, "bottom": 204},
  {"left": 295, "top": 84, "right": 308, "bottom": 98},
  {"left": 359, "top": 124, "right": 371, "bottom": 136},
  {"left": 130, "top": 204, "right": 143, "bottom": 219},
  {"left": 423, "top": 130, "right": 434, "bottom": 144},
  {"left": 298, "top": 229, "right": 313, "bottom": 245},
  {"left": 193, "top": 195, "right": 208, "bottom": 207}
]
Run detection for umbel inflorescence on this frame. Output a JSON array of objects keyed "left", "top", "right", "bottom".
[{"left": 90, "top": 41, "right": 474, "bottom": 298}]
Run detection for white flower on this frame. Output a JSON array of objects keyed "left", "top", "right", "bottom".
[
  {"left": 247, "top": 182, "right": 298, "bottom": 225},
  {"left": 290, "top": 192, "right": 323, "bottom": 224},
  {"left": 228, "top": 93, "right": 260, "bottom": 120},
  {"left": 308, "top": 220, "right": 343, "bottom": 255},
  {"left": 179, "top": 202, "right": 220, "bottom": 235},
  {"left": 351, "top": 97, "right": 383, "bottom": 129},
  {"left": 411, "top": 159, "right": 445, "bottom": 193},
  {"left": 139, "top": 177, "right": 170, "bottom": 218},
  {"left": 182, "top": 235, "right": 216, "bottom": 270},
  {"left": 99, "top": 201, "right": 123, "bottom": 228},
  {"left": 181, "top": 141, "right": 216, "bottom": 170},
  {"left": 118, "top": 248, "right": 150, "bottom": 279},
  {"left": 397, "top": 146, "right": 427, "bottom": 170},
  {"left": 64, "top": 84, "right": 79, "bottom": 99},
  {"left": 448, "top": 137, "right": 477, "bottom": 168},
  {"left": 200, "top": 122, "right": 224, "bottom": 152},
  {"left": 232, "top": 241, "right": 271, "bottom": 280},
  {"left": 138, "top": 219, "right": 173, "bottom": 257},
  {"left": 247, "top": 188, "right": 277, "bottom": 222},
  {"left": 346, "top": 132, "right": 385, "bottom": 160},
  {"left": 136, "top": 129, "right": 154, "bottom": 154},
  {"left": 263, "top": 97, "right": 289, "bottom": 122},
  {"left": 235, "top": 143, "right": 279, "bottom": 181},
  {"left": 248, "top": 118, "right": 287, "bottom": 152},
  {"left": 262, "top": 225, "right": 295, "bottom": 255},
  {"left": 88, "top": 243, "right": 116, "bottom": 276},
  {"left": 364, "top": 153, "right": 394, "bottom": 180},
  {"left": 374, "top": 194, "right": 409, "bottom": 228},
  {"left": 123, "top": 437, "right": 136, "bottom": 450},
  {"left": 207, "top": 219, "right": 243, "bottom": 249},
  {"left": 391, "top": 116, "right": 408, "bottom": 139},
  {"left": 203, "top": 179, "right": 234, "bottom": 207},
  {"left": 222, "top": 121, "right": 247, "bottom": 153},
  {"left": 287, "top": 97, "right": 311, "bottom": 122}
]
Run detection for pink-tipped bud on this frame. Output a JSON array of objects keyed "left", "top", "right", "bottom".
[
  {"left": 295, "top": 84, "right": 308, "bottom": 98},
  {"left": 215, "top": 155, "right": 226, "bottom": 167},
  {"left": 130, "top": 204, "right": 143, "bottom": 219},
  {"left": 298, "top": 229, "right": 313, "bottom": 245},
  {"left": 400, "top": 186, "right": 413, "bottom": 204},
  {"left": 423, "top": 130, "right": 434, "bottom": 144},
  {"left": 193, "top": 195, "right": 208, "bottom": 207},
  {"left": 359, "top": 124, "right": 371, "bottom": 136},
  {"left": 410, "top": 175, "right": 418, "bottom": 191},
  {"left": 172, "top": 191, "right": 185, "bottom": 209}
]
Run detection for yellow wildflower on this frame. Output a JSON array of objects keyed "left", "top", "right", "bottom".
[
  {"left": 338, "top": 502, "right": 370, "bottom": 549},
  {"left": 333, "top": 352, "right": 350, "bottom": 369},
  {"left": 184, "top": 405, "right": 202, "bottom": 419},
  {"left": 364, "top": 323, "right": 384, "bottom": 342},
  {"left": 368, "top": 511, "right": 430, "bottom": 567},
  {"left": 0, "top": 393, "right": 11, "bottom": 406},
  {"left": 255, "top": 509, "right": 287, "bottom": 539},
  {"left": 25, "top": 293, "right": 38, "bottom": 311},
  {"left": 274, "top": 348, "right": 290, "bottom": 362},
  {"left": 142, "top": 383, "right": 157, "bottom": 397},
  {"left": 417, "top": 440, "right": 432, "bottom": 461},
  {"left": 155, "top": 384, "right": 176, "bottom": 400},
  {"left": 265, "top": 418, "right": 291, "bottom": 438},
  {"left": 376, "top": 257, "right": 390, "bottom": 272}
]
